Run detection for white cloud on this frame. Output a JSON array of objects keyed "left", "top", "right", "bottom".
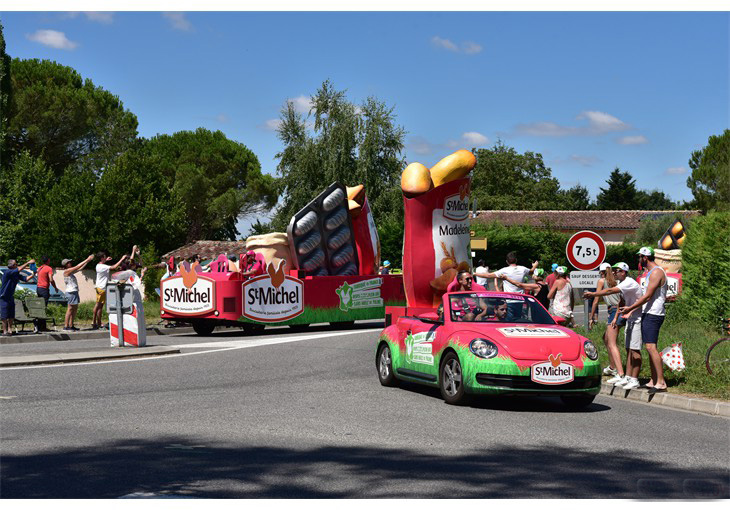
[
  {"left": 409, "top": 136, "right": 436, "bottom": 155},
  {"left": 570, "top": 154, "right": 599, "bottom": 167},
  {"left": 26, "top": 30, "right": 78, "bottom": 50},
  {"left": 215, "top": 114, "right": 230, "bottom": 123},
  {"left": 84, "top": 12, "right": 114, "bottom": 23},
  {"left": 516, "top": 110, "right": 631, "bottom": 137},
  {"left": 163, "top": 12, "right": 192, "bottom": 31},
  {"left": 462, "top": 131, "right": 489, "bottom": 146},
  {"left": 432, "top": 36, "right": 482, "bottom": 55},
  {"left": 617, "top": 135, "right": 649, "bottom": 145},
  {"left": 262, "top": 118, "right": 282, "bottom": 131},
  {"left": 289, "top": 95, "right": 312, "bottom": 115},
  {"left": 431, "top": 36, "right": 459, "bottom": 52},
  {"left": 665, "top": 166, "right": 688, "bottom": 175},
  {"left": 462, "top": 41, "right": 483, "bottom": 55}
]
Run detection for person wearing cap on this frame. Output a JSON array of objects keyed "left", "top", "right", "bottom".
[
  {"left": 379, "top": 260, "right": 392, "bottom": 275},
  {"left": 1, "top": 258, "right": 35, "bottom": 337},
  {"left": 585, "top": 262, "right": 643, "bottom": 388},
  {"left": 547, "top": 266, "right": 574, "bottom": 326},
  {"left": 241, "top": 251, "right": 266, "bottom": 278},
  {"left": 498, "top": 267, "right": 550, "bottom": 311},
  {"left": 588, "top": 261, "right": 623, "bottom": 376},
  {"left": 619, "top": 247, "right": 669, "bottom": 392},
  {"left": 62, "top": 255, "right": 95, "bottom": 331}
]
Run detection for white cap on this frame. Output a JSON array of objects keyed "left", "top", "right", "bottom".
[
  {"left": 556, "top": 266, "right": 568, "bottom": 275},
  {"left": 599, "top": 262, "right": 611, "bottom": 272},
  {"left": 612, "top": 262, "right": 630, "bottom": 272}
]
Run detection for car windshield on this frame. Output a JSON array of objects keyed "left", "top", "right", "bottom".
[{"left": 448, "top": 292, "right": 555, "bottom": 325}]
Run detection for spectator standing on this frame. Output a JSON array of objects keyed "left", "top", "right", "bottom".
[
  {"left": 499, "top": 267, "right": 550, "bottom": 311},
  {"left": 588, "top": 262, "right": 623, "bottom": 374},
  {"left": 619, "top": 247, "right": 669, "bottom": 392},
  {"left": 547, "top": 266, "right": 574, "bottom": 326},
  {"left": 474, "top": 259, "right": 488, "bottom": 287},
  {"left": 1, "top": 259, "right": 34, "bottom": 336},
  {"left": 585, "top": 263, "right": 642, "bottom": 388},
  {"left": 477, "top": 252, "right": 537, "bottom": 320},
  {"left": 379, "top": 260, "right": 391, "bottom": 275},
  {"left": 62, "top": 255, "right": 94, "bottom": 331},
  {"left": 35, "top": 255, "right": 59, "bottom": 331},
  {"left": 545, "top": 263, "right": 559, "bottom": 290},
  {"left": 92, "top": 251, "right": 128, "bottom": 330}
]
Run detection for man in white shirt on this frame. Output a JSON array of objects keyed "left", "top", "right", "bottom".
[
  {"left": 585, "top": 262, "right": 643, "bottom": 389},
  {"left": 477, "top": 252, "right": 538, "bottom": 294},
  {"left": 92, "top": 250, "right": 128, "bottom": 330},
  {"left": 474, "top": 259, "right": 488, "bottom": 288}
]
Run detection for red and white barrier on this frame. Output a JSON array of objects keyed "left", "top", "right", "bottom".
[{"left": 109, "top": 302, "right": 147, "bottom": 347}]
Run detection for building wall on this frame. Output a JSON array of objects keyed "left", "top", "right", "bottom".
[{"left": 52, "top": 269, "right": 147, "bottom": 303}]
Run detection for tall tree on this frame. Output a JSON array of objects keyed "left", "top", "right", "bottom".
[
  {"left": 595, "top": 168, "right": 639, "bottom": 210},
  {"left": 272, "top": 80, "right": 406, "bottom": 231},
  {"left": 687, "top": 129, "right": 730, "bottom": 212},
  {"left": 559, "top": 184, "right": 592, "bottom": 210},
  {"left": 471, "top": 141, "right": 564, "bottom": 210},
  {"left": 635, "top": 189, "right": 677, "bottom": 210},
  {"left": 5, "top": 58, "right": 138, "bottom": 175},
  {"left": 141, "top": 128, "right": 278, "bottom": 242},
  {"left": 0, "top": 21, "right": 11, "bottom": 168}
]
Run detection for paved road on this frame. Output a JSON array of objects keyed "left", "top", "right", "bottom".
[{"left": 1, "top": 325, "right": 728, "bottom": 498}]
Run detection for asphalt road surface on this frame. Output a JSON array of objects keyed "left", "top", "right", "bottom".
[{"left": 1, "top": 324, "right": 728, "bottom": 498}]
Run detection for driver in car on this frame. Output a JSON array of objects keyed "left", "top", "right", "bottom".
[{"left": 475, "top": 299, "right": 508, "bottom": 322}]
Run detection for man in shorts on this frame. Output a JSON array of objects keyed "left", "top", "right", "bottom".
[
  {"left": 585, "top": 262, "right": 643, "bottom": 388},
  {"left": 620, "top": 247, "right": 669, "bottom": 392},
  {"left": 92, "top": 251, "right": 128, "bottom": 330},
  {"left": 1, "top": 259, "right": 34, "bottom": 336}
]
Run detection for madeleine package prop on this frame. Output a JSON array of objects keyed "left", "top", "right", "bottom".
[
  {"left": 661, "top": 343, "right": 686, "bottom": 371},
  {"left": 400, "top": 149, "right": 477, "bottom": 308}
]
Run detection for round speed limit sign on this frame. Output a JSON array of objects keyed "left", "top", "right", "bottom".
[{"left": 566, "top": 230, "right": 606, "bottom": 270}]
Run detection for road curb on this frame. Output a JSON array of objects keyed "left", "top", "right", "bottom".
[
  {"left": 0, "top": 326, "right": 195, "bottom": 344},
  {"left": 0, "top": 345, "right": 181, "bottom": 367},
  {"left": 599, "top": 382, "right": 729, "bottom": 418}
]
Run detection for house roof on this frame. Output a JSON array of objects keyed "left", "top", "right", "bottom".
[
  {"left": 163, "top": 240, "right": 249, "bottom": 260},
  {"left": 473, "top": 210, "right": 701, "bottom": 230}
]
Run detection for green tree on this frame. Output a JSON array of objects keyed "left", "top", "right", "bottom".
[
  {"left": 471, "top": 141, "right": 565, "bottom": 210},
  {"left": 141, "top": 128, "right": 278, "bottom": 242},
  {"left": 595, "top": 168, "right": 639, "bottom": 210},
  {"left": 636, "top": 189, "right": 677, "bottom": 210},
  {"left": 272, "top": 80, "right": 406, "bottom": 231},
  {"left": 559, "top": 184, "right": 592, "bottom": 210},
  {"left": 687, "top": 129, "right": 730, "bottom": 212},
  {"left": 5, "top": 58, "right": 138, "bottom": 175},
  {"left": 0, "top": 151, "right": 55, "bottom": 260},
  {"left": 0, "top": 21, "right": 11, "bottom": 167}
]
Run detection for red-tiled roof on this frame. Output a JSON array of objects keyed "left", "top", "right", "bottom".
[
  {"left": 473, "top": 210, "right": 701, "bottom": 230},
  {"left": 163, "top": 240, "right": 249, "bottom": 260}
]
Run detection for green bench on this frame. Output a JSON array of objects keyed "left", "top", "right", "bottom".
[
  {"left": 24, "top": 296, "right": 57, "bottom": 331},
  {"left": 13, "top": 299, "right": 35, "bottom": 332}
]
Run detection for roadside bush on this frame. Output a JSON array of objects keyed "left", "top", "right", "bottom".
[
  {"left": 670, "top": 211, "right": 730, "bottom": 324},
  {"left": 605, "top": 242, "right": 641, "bottom": 267},
  {"left": 624, "top": 212, "right": 695, "bottom": 246},
  {"left": 471, "top": 221, "right": 571, "bottom": 269},
  {"left": 13, "top": 288, "right": 34, "bottom": 301}
]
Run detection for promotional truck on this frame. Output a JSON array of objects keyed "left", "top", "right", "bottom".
[{"left": 160, "top": 182, "right": 407, "bottom": 335}]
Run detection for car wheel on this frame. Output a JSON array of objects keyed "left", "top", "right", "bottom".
[
  {"left": 242, "top": 323, "right": 265, "bottom": 334},
  {"left": 560, "top": 395, "right": 596, "bottom": 409},
  {"left": 192, "top": 320, "right": 216, "bottom": 336},
  {"left": 440, "top": 352, "right": 468, "bottom": 405},
  {"left": 289, "top": 324, "right": 310, "bottom": 332},
  {"left": 377, "top": 343, "right": 397, "bottom": 386}
]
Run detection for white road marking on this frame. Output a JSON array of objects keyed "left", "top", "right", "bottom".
[{"left": 0, "top": 329, "right": 380, "bottom": 371}]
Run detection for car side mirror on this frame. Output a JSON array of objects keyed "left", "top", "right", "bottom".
[
  {"left": 418, "top": 312, "right": 442, "bottom": 324},
  {"left": 552, "top": 315, "right": 566, "bottom": 325}
]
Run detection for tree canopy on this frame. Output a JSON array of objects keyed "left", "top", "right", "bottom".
[
  {"left": 272, "top": 80, "right": 406, "bottom": 231},
  {"left": 687, "top": 129, "right": 729, "bottom": 212}
]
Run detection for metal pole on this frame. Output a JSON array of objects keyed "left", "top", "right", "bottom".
[{"left": 583, "top": 293, "right": 590, "bottom": 332}]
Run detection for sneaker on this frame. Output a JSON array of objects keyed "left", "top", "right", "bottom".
[
  {"left": 606, "top": 374, "right": 625, "bottom": 385},
  {"left": 603, "top": 366, "right": 618, "bottom": 376},
  {"left": 63, "top": 327, "right": 73, "bottom": 331},
  {"left": 622, "top": 378, "right": 641, "bottom": 390},
  {"left": 613, "top": 376, "right": 631, "bottom": 387},
  {"left": 91, "top": 325, "right": 100, "bottom": 330}
]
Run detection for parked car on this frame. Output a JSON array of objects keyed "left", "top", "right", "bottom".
[
  {"left": 0, "top": 266, "right": 68, "bottom": 304},
  {"left": 376, "top": 291, "right": 601, "bottom": 408}
]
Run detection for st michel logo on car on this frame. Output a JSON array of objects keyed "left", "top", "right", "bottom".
[
  {"left": 242, "top": 260, "right": 303, "bottom": 322},
  {"left": 442, "top": 183, "right": 470, "bottom": 221},
  {"left": 161, "top": 271, "right": 216, "bottom": 316},
  {"left": 497, "top": 326, "right": 569, "bottom": 338},
  {"left": 531, "top": 353, "right": 575, "bottom": 385}
]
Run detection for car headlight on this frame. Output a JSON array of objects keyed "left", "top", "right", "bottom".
[
  {"left": 584, "top": 341, "right": 599, "bottom": 360},
  {"left": 470, "top": 338, "right": 498, "bottom": 359}
]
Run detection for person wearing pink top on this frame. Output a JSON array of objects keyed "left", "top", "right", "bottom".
[
  {"left": 241, "top": 251, "right": 266, "bottom": 278},
  {"left": 446, "top": 270, "right": 487, "bottom": 293}
]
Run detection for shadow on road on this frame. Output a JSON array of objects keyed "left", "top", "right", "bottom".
[{"left": 2, "top": 439, "right": 727, "bottom": 498}]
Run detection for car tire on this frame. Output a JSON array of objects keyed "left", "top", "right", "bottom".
[
  {"left": 289, "top": 324, "right": 310, "bottom": 332},
  {"left": 242, "top": 323, "right": 265, "bottom": 334},
  {"left": 560, "top": 395, "right": 596, "bottom": 409},
  {"left": 377, "top": 343, "right": 397, "bottom": 387},
  {"left": 440, "top": 352, "right": 468, "bottom": 405},
  {"left": 192, "top": 320, "right": 216, "bottom": 336}
]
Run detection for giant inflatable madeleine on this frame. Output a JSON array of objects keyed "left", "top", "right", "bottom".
[
  {"left": 401, "top": 149, "right": 476, "bottom": 308},
  {"left": 245, "top": 232, "right": 292, "bottom": 267}
]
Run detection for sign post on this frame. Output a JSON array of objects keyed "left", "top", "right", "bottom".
[{"left": 566, "top": 231, "right": 606, "bottom": 332}]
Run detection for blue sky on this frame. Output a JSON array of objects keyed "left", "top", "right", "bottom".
[{"left": 2, "top": 10, "right": 728, "bottom": 232}]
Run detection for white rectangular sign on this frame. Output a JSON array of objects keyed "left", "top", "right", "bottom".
[{"left": 569, "top": 270, "right": 600, "bottom": 289}]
